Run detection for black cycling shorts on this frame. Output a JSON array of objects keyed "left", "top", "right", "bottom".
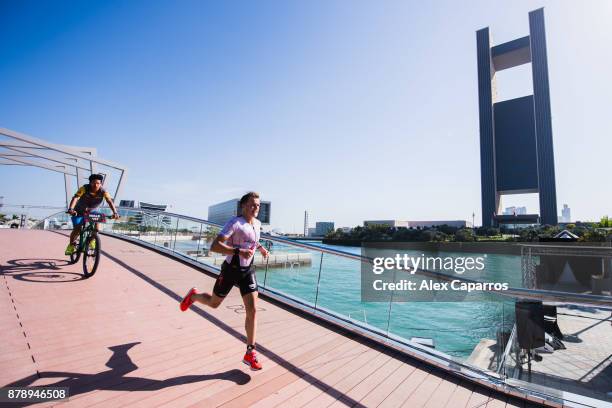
[{"left": 213, "top": 257, "right": 258, "bottom": 298}]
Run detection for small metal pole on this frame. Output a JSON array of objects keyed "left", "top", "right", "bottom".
[
  {"left": 172, "top": 217, "right": 179, "bottom": 251},
  {"left": 195, "top": 223, "right": 203, "bottom": 259},
  {"left": 263, "top": 245, "right": 270, "bottom": 288},
  {"left": 314, "top": 253, "right": 324, "bottom": 309},
  {"left": 153, "top": 213, "right": 161, "bottom": 246},
  {"left": 386, "top": 267, "right": 396, "bottom": 337}
]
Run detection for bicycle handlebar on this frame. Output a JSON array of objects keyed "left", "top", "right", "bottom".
[{"left": 65, "top": 209, "right": 119, "bottom": 219}]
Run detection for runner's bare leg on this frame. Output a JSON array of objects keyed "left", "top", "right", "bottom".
[
  {"left": 192, "top": 292, "right": 223, "bottom": 308},
  {"left": 242, "top": 291, "right": 258, "bottom": 346}
]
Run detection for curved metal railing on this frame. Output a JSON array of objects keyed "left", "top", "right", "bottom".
[{"left": 33, "top": 207, "right": 612, "bottom": 407}]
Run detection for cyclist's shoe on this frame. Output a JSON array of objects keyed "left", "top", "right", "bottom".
[
  {"left": 180, "top": 287, "right": 197, "bottom": 311},
  {"left": 243, "top": 351, "right": 262, "bottom": 370},
  {"left": 89, "top": 239, "right": 97, "bottom": 250},
  {"left": 65, "top": 244, "right": 76, "bottom": 255}
]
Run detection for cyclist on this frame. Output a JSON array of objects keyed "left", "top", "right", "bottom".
[
  {"left": 65, "top": 173, "right": 119, "bottom": 255},
  {"left": 179, "top": 192, "right": 269, "bottom": 370}
]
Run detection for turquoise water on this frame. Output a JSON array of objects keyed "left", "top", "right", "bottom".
[{"left": 174, "top": 238, "right": 518, "bottom": 359}]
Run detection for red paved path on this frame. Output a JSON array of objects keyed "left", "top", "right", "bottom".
[{"left": 0, "top": 230, "right": 540, "bottom": 407}]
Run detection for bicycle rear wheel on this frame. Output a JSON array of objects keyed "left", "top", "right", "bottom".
[{"left": 83, "top": 235, "right": 101, "bottom": 278}]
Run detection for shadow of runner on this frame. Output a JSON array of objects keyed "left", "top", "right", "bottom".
[
  {"left": 101, "top": 250, "right": 370, "bottom": 408},
  {"left": 4, "top": 342, "right": 251, "bottom": 406}
]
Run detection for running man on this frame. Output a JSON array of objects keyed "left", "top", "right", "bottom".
[
  {"left": 65, "top": 173, "right": 119, "bottom": 255},
  {"left": 180, "top": 192, "right": 269, "bottom": 370}
]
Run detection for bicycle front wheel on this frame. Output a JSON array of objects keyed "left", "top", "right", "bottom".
[
  {"left": 69, "top": 249, "right": 81, "bottom": 264},
  {"left": 83, "top": 235, "right": 101, "bottom": 278}
]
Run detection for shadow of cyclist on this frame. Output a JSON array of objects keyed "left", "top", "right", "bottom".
[{"left": 0, "top": 258, "right": 85, "bottom": 282}]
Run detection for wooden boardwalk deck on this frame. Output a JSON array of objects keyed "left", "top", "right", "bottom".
[{"left": 0, "top": 230, "right": 541, "bottom": 407}]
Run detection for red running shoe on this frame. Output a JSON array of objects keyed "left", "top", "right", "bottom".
[
  {"left": 243, "top": 351, "right": 262, "bottom": 370},
  {"left": 180, "top": 287, "right": 197, "bottom": 311}
]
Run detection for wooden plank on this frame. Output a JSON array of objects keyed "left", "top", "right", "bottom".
[
  {"left": 179, "top": 335, "right": 350, "bottom": 408},
  {"left": 359, "top": 359, "right": 422, "bottom": 407},
  {"left": 378, "top": 365, "right": 431, "bottom": 408},
  {"left": 58, "top": 318, "right": 326, "bottom": 407},
  {"left": 301, "top": 352, "right": 392, "bottom": 408},
  {"left": 444, "top": 379, "right": 474, "bottom": 408},
  {"left": 423, "top": 375, "right": 460, "bottom": 408},
  {"left": 248, "top": 339, "right": 363, "bottom": 408},
  {"left": 329, "top": 353, "right": 404, "bottom": 407}
]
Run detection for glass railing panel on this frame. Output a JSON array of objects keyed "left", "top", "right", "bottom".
[
  {"left": 315, "top": 252, "right": 390, "bottom": 329},
  {"left": 112, "top": 209, "right": 142, "bottom": 238},
  {"left": 193, "top": 223, "right": 222, "bottom": 267},
  {"left": 42, "top": 211, "right": 72, "bottom": 230},
  {"left": 387, "top": 290, "right": 514, "bottom": 363},
  {"left": 137, "top": 210, "right": 163, "bottom": 242},
  {"left": 501, "top": 298, "right": 611, "bottom": 404},
  {"left": 171, "top": 218, "right": 204, "bottom": 259},
  {"left": 354, "top": 242, "right": 517, "bottom": 362},
  {"left": 148, "top": 214, "right": 177, "bottom": 251},
  {"left": 494, "top": 243, "right": 612, "bottom": 404},
  {"left": 258, "top": 238, "right": 323, "bottom": 306}
]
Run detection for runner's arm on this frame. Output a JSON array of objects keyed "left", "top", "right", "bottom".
[
  {"left": 210, "top": 235, "right": 237, "bottom": 256},
  {"left": 211, "top": 219, "right": 238, "bottom": 255}
]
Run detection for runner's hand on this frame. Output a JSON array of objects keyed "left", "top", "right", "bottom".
[
  {"left": 239, "top": 248, "right": 255, "bottom": 259},
  {"left": 259, "top": 246, "right": 269, "bottom": 259},
  {"left": 111, "top": 213, "right": 119, "bottom": 220},
  {"left": 67, "top": 209, "right": 77, "bottom": 216}
]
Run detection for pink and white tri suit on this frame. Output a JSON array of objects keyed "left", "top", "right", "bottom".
[{"left": 218, "top": 216, "right": 261, "bottom": 268}]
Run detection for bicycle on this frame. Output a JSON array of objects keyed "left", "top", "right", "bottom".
[{"left": 66, "top": 210, "right": 110, "bottom": 278}]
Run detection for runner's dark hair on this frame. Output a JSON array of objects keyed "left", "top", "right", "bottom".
[{"left": 240, "top": 192, "right": 260, "bottom": 207}]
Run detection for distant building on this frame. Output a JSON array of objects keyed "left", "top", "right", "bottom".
[
  {"left": 364, "top": 220, "right": 409, "bottom": 228},
  {"left": 315, "top": 222, "right": 334, "bottom": 237},
  {"left": 407, "top": 220, "right": 471, "bottom": 229},
  {"left": 140, "top": 202, "right": 168, "bottom": 212},
  {"left": 118, "top": 200, "right": 167, "bottom": 212},
  {"left": 304, "top": 211, "right": 309, "bottom": 237},
  {"left": 118, "top": 200, "right": 169, "bottom": 225},
  {"left": 208, "top": 198, "right": 271, "bottom": 225},
  {"left": 364, "top": 220, "right": 471, "bottom": 229},
  {"left": 561, "top": 204, "right": 571, "bottom": 223},
  {"left": 119, "top": 200, "right": 135, "bottom": 208},
  {"left": 339, "top": 227, "right": 353, "bottom": 233},
  {"left": 503, "top": 206, "right": 527, "bottom": 215},
  {"left": 307, "top": 227, "right": 317, "bottom": 237}
]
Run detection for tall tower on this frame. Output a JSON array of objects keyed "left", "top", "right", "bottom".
[
  {"left": 477, "top": 8, "right": 558, "bottom": 227},
  {"left": 303, "top": 210, "right": 309, "bottom": 237}
]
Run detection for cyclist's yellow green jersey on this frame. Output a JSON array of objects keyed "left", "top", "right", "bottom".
[{"left": 73, "top": 184, "right": 111, "bottom": 214}]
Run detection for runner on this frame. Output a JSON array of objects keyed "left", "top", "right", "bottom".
[
  {"left": 65, "top": 173, "right": 119, "bottom": 255},
  {"left": 179, "top": 192, "right": 269, "bottom": 370}
]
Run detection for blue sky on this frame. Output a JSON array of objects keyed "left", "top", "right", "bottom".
[{"left": 1, "top": 0, "right": 610, "bottom": 232}]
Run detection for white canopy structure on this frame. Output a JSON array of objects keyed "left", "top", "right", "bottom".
[{"left": 0, "top": 127, "right": 127, "bottom": 207}]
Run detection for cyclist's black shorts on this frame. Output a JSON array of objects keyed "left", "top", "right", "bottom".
[{"left": 212, "top": 256, "right": 258, "bottom": 298}]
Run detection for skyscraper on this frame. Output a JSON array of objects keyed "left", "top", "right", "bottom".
[
  {"left": 561, "top": 204, "right": 571, "bottom": 223},
  {"left": 477, "top": 8, "right": 558, "bottom": 227}
]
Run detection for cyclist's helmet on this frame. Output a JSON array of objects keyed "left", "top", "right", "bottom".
[{"left": 88, "top": 173, "right": 105, "bottom": 182}]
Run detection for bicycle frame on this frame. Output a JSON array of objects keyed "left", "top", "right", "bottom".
[{"left": 76, "top": 212, "right": 106, "bottom": 253}]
